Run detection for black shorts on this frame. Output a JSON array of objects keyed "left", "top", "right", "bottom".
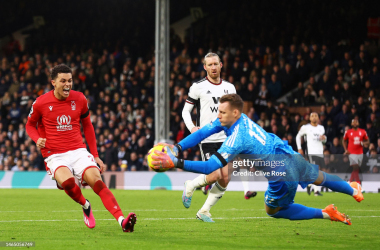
[
  {"left": 199, "top": 142, "right": 223, "bottom": 161},
  {"left": 308, "top": 155, "right": 326, "bottom": 169}
]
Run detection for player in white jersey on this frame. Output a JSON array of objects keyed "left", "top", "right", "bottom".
[
  {"left": 296, "top": 112, "right": 327, "bottom": 196},
  {"left": 182, "top": 52, "right": 256, "bottom": 222}
]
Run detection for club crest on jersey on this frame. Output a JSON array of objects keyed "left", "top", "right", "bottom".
[
  {"left": 56, "top": 115, "right": 72, "bottom": 131},
  {"left": 71, "top": 101, "right": 76, "bottom": 110}
]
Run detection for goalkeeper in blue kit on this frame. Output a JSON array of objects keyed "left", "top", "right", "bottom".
[{"left": 151, "top": 94, "right": 363, "bottom": 225}]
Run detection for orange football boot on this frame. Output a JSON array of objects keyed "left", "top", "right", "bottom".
[
  {"left": 350, "top": 181, "right": 364, "bottom": 202},
  {"left": 322, "top": 204, "right": 352, "bottom": 225}
]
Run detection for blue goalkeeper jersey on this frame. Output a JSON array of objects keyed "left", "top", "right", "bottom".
[
  {"left": 179, "top": 114, "right": 319, "bottom": 199},
  {"left": 179, "top": 113, "right": 286, "bottom": 169}
]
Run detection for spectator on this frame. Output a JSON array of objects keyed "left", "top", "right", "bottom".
[
  {"left": 329, "top": 137, "right": 345, "bottom": 154},
  {"left": 365, "top": 149, "right": 380, "bottom": 173}
]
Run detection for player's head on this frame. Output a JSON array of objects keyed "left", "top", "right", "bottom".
[
  {"left": 218, "top": 94, "right": 243, "bottom": 127},
  {"left": 351, "top": 118, "right": 359, "bottom": 129},
  {"left": 203, "top": 52, "right": 222, "bottom": 81},
  {"left": 51, "top": 64, "right": 73, "bottom": 100},
  {"left": 310, "top": 112, "right": 319, "bottom": 125}
]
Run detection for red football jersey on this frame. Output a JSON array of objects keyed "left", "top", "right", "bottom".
[
  {"left": 343, "top": 128, "right": 368, "bottom": 154},
  {"left": 26, "top": 90, "right": 90, "bottom": 158}
]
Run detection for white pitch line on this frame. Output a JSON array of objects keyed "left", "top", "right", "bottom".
[{"left": 0, "top": 216, "right": 380, "bottom": 223}]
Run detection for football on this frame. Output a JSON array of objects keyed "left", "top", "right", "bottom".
[{"left": 147, "top": 145, "right": 169, "bottom": 172}]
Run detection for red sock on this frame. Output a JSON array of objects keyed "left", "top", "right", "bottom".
[
  {"left": 61, "top": 177, "right": 86, "bottom": 206},
  {"left": 93, "top": 180, "right": 124, "bottom": 220},
  {"left": 354, "top": 169, "right": 361, "bottom": 185},
  {"left": 350, "top": 168, "right": 361, "bottom": 184}
]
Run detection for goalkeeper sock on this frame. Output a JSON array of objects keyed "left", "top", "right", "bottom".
[
  {"left": 61, "top": 177, "right": 86, "bottom": 206},
  {"left": 320, "top": 172, "right": 354, "bottom": 196},
  {"left": 93, "top": 180, "right": 124, "bottom": 221},
  {"left": 187, "top": 174, "right": 208, "bottom": 196},
  {"left": 271, "top": 203, "right": 323, "bottom": 220},
  {"left": 200, "top": 181, "right": 226, "bottom": 212}
]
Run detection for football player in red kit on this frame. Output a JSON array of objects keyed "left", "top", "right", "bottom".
[
  {"left": 343, "top": 118, "right": 369, "bottom": 185},
  {"left": 26, "top": 64, "right": 136, "bottom": 232}
]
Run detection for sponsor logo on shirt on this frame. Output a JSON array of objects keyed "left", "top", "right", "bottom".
[
  {"left": 56, "top": 115, "right": 72, "bottom": 131},
  {"left": 353, "top": 136, "right": 361, "bottom": 145}
]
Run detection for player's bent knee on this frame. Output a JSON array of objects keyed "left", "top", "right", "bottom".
[
  {"left": 313, "top": 171, "right": 325, "bottom": 185},
  {"left": 207, "top": 171, "right": 220, "bottom": 184},
  {"left": 93, "top": 180, "right": 107, "bottom": 195},
  {"left": 61, "top": 177, "right": 76, "bottom": 190},
  {"left": 83, "top": 167, "right": 102, "bottom": 188}
]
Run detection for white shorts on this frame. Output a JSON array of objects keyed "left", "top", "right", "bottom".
[
  {"left": 44, "top": 148, "right": 99, "bottom": 186},
  {"left": 348, "top": 154, "right": 363, "bottom": 166}
]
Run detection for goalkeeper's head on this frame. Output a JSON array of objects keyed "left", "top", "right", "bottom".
[{"left": 218, "top": 94, "right": 243, "bottom": 128}]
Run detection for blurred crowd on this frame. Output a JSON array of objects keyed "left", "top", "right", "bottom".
[{"left": 0, "top": 0, "right": 379, "bottom": 173}]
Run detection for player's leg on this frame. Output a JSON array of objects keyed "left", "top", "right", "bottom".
[
  {"left": 83, "top": 168, "right": 136, "bottom": 232},
  {"left": 265, "top": 188, "right": 351, "bottom": 225},
  {"left": 197, "top": 165, "right": 229, "bottom": 222},
  {"left": 313, "top": 170, "right": 363, "bottom": 202},
  {"left": 182, "top": 170, "right": 220, "bottom": 208},
  {"left": 185, "top": 143, "right": 219, "bottom": 192},
  {"left": 182, "top": 143, "right": 221, "bottom": 208},
  {"left": 309, "top": 155, "right": 323, "bottom": 196},
  {"left": 55, "top": 166, "right": 95, "bottom": 229},
  {"left": 55, "top": 166, "right": 87, "bottom": 206},
  {"left": 239, "top": 168, "right": 257, "bottom": 199},
  {"left": 313, "top": 157, "right": 325, "bottom": 196},
  {"left": 348, "top": 154, "right": 361, "bottom": 184}
]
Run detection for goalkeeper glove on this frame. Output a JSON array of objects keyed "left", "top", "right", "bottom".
[
  {"left": 154, "top": 142, "right": 182, "bottom": 157},
  {"left": 151, "top": 146, "right": 184, "bottom": 170}
]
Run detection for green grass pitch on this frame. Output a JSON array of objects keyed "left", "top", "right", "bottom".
[{"left": 0, "top": 189, "right": 379, "bottom": 249}]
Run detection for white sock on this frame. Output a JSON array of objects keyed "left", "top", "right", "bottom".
[
  {"left": 118, "top": 216, "right": 125, "bottom": 227},
  {"left": 240, "top": 169, "right": 250, "bottom": 194},
  {"left": 322, "top": 212, "right": 330, "bottom": 219},
  {"left": 314, "top": 185, "right": 321, "bottom": 192},
  {"left": 200, "top": 182, "right": 226, "bottom": 212},
  {"left": 187, "top": 174, "right": 208, "bottom": 196},
  {"left": 82, "top": 200, "right": 90, "bottom": 210},
  {"left": 353, "top": 188, "right": 358, "bottom": 196}
]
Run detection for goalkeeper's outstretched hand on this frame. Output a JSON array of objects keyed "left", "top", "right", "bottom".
[
  {"left": 151, "top": 146, "right": 179, "bottom": 170},
  {"left": 154, "top": 143, "right": 180, "bottom": 157}
]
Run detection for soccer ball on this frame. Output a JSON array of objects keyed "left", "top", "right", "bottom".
[{"left": 147, "top": 145, "right": 169, "bottom": 172}]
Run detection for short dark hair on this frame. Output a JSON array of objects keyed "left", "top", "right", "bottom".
[
  {"left": 51, "top": 64, "right": 72, "bottom": 80},
  {"left": 219, "top": 94, "right": 244, "bottom": 113}
]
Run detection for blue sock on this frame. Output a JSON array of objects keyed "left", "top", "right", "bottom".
[
  {"left": 270, "top": 203, "right": 323, "bottom": 220},
  {"left": 320, "top": 172, "right": 354, "bottom": 196}
]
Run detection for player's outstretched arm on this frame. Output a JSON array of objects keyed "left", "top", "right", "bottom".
[
  {"left": 183, "top": 155, "right": 224, "bottom": 174},
  {"left": 151, "top": 150, "right": 224, "bottom": 175},
  {"left": 177, "top": 122, "right": 223, "bottom": 151}
]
